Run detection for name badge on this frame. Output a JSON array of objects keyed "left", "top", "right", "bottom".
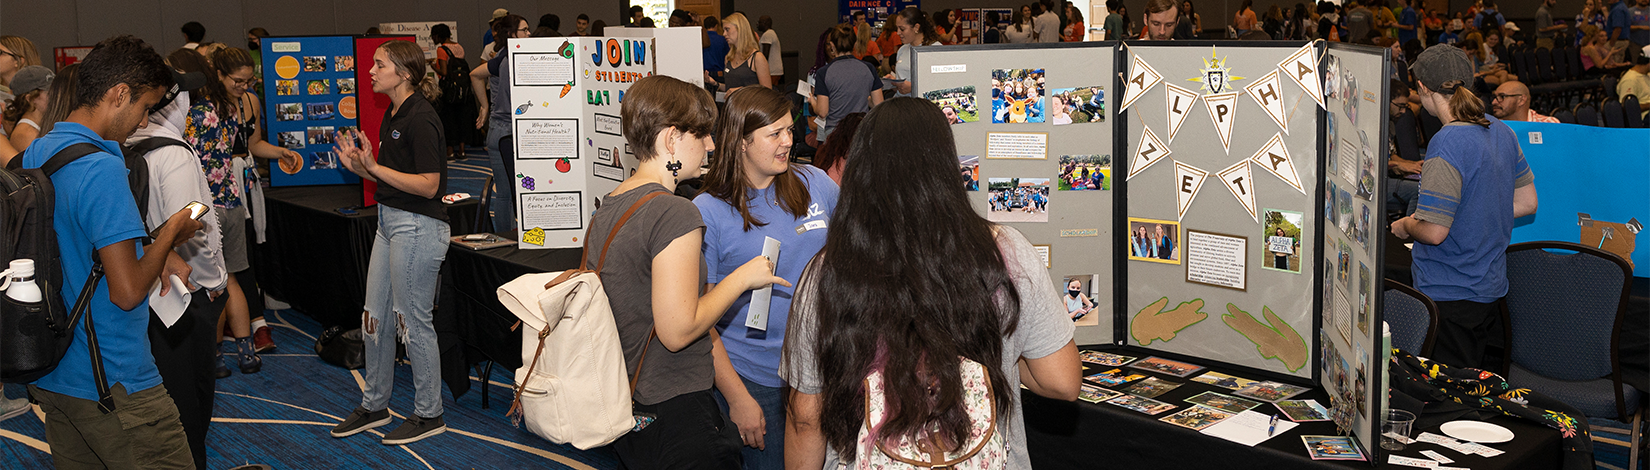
[{"left": 795, "top": 220, "right": 827, "bottom": 234}]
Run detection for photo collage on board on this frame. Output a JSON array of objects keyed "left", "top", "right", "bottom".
[{"left": 267, "top": 44, "right": 360, "bottom": 175}]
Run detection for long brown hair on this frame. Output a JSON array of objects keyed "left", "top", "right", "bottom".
[
  {"left": 812, "top": 112, "right": 864, "bottom": 177},
  {"left": 724, "top": 13, "right": 760, "bottom": 68},
  {"left": 39, "top": 63, "right": 76, "bottom": 135},
  {"left": 379, "top": 40, "right": 440, "bottom": 102},
  {"left": 168, "top": 49, "right": 215, "bottom": 106},
  {"left": 703, "top": 87, "right": 809, "bottom": 231},
  {"left": 1441, "top": 80, "right": 1489, "bottom": 126},
  {"left": 2, "top": 90, "right": 42, "bottom": 123}
]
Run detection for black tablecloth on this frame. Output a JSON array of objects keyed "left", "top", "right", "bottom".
[
  {"left": 435, "top": 239, "right": 580, "bottom": 399},
  {"left": 259, "top": 185, "right": 478, "bottom": 328},
  {"left": 1024, "top": 353, "right": 1562, "bottom": 469}
]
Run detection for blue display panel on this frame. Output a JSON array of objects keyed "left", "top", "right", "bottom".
[{"left": 262, "top": 36, "right": 362, "bottom": 186}]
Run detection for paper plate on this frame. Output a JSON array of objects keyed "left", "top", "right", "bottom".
[{"left": 1440, "top": 420, "right": 1515, "bottom": 443}]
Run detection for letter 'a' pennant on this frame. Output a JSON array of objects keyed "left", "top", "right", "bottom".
[
  {"left": 1278, "top": 42, "right": 1325, "bottom": 110},
  {"left": 1248, "top": 132, "right": 1306, "bottom": 195},
  {"left": 1120, "top": 55, "right": 1164, "bottom": 113}
]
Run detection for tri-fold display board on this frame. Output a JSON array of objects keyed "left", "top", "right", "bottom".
[{"left": 914, "top": 40, "right": 1390, "bottom": 461}]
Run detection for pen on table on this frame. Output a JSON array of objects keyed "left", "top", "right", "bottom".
[{"left": 1268, "top": 414, "right": 1279, "bottom": 436}]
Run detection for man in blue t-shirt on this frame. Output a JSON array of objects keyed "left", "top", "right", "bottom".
[
  {"left": 1397, "top": 0, "right": 1419, "bottom": 45},
  {"left": 1611, "top": 0, "right": 1635, "bottom": 62},
  {"left": 1393, "top": 45, "right": 1538, "bottom": 371},
  {"left": 703, "top": 16, "right": 730, "bottom": 87},
  {"left": 20, "top": 35, "right": 203, "bottom": 469}
]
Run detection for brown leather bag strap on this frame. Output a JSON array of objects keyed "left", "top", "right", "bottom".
[
  {"left": 630, "top": 329, "right": 656, "bottom": 395},
  {"left": 581, "top": 191, "right": 668, "bottom": 273}
]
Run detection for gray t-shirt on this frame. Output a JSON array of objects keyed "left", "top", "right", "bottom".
[
  {"left": 1347, "top": 7, "right": 1374, "bottom": 42},
  {"left": 814, "top": 56, "right": 881, "bottom": 142},
  {"left": 586, "top": 184, "right": 711, "bottom": 405},
  {"left": 1535, "top": 5, "right": 1555, "bottom": 39},
  {"left": 781, "top": 226, "right": 1074, "bottom": 469}
]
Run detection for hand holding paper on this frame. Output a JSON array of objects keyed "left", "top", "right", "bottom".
[{"left": 744, "top": 237, "right": 783, "bottom": 331}]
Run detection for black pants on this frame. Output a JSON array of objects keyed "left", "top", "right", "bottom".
[
  {"left": 614, "top": 390, "right": 742, "bottom": 470},
  {"left": 1431, "top": 298, "right": 1506, "bottom": 372},
  {"left": 148, "top": 289, "right": 229, "bottom": 470}
]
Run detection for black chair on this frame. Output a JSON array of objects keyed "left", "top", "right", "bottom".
[
  {"left": 1520, "top": 51, "right": 1540, "bottom": 85},
  {"left": 1625, "top": 95, "right": 1646, "bottom": 128},
  {"left": 1419, "top": 110, "right": 1443, "bottom": 144},
  {"left": 1383, "top": 279, "right": 1438, "bottom": 357},
  {"left": 1567, "top": 47, "right": 1584, "bottom": 81},
  {"left": 1503, "top": 241, "right": 1642, "bottom": 470},
  {"left": 1553, "top": 108, "right": 1576, "bottom": 124},
  {"left": 1393, "top": 107, "right": 1422, "bottom": 163},
  {"left": 1603, "top": 75, "right": 1620, "bottom": 99},
  {"left": 1601, "top": 99, "right": 1627, "bottom": 128},
  {"left": 474, "top": 175, "right": 494, "bottom": 234},
  {"left": 1576, "top": 102, "right": 1600, "bottom": 126},
  {"left": 1538, "top": 47, "right": 1558, "bottom": 83}
]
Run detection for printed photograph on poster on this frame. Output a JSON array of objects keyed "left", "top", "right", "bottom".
[
  {"left": 985, "top": 178, "right": 1049, "bottom": 223},
  {"left": 276, "top": 103, "right": 304, "bottom": 121},
  {"left": 308, "top": 151, "right": 338, "bottom": 170},
  {"left": 1232, "top": 381, "right": 1309, "bottom": 402},
  {"left": 515, "top": 119, "right": 579, "bottom": 160},
  {"left": 1062, "top": 274, "right": 1100, "bottom": 326},
  {"left": 306, "top": 102, "right": 335, "bottom": 120},
  {"left": 959, "top": 155, "right": 979, "bottom": 191},
  {"left": 1356, "top": 205, "right": 1370, "bottom": 247},
  {"left": 1160, "top": 406, "right": 1235, "bottom": 431},
  {"left": 924, "top": 86, "right": 979, "bottom": 124},
  {"left": 1275, "top": 399, "right": 1331, "bottom": 422},
  {"left": 1127, "top": 218, "right": 1180, "bottom": 263},
  {"left": 277, "top": 131, "right": 304, "bottom": 149},
  {"left": 1121, "top": 377, "right": 1181, "bottom": 398},
  {"left": 1191, "top": 371, "right": 1261, "bottom": 390},
  {"left": 337, "top": 78, "right": 357, "bottom": 95},
  {"left": 985, "top": 132, "right": 1048, "bottom": 160},
  {"left": 1333, "top": 348, "right": 1353, "bottom": 408},
  {"left": 1336, "top": 185, "right": 1354, "bottom": 235},
  {"left": 512, "top": 50, "right": 576, "bottom": 87},
  {"left": 1357, "top": 262, "right": 1371, "bottom": 334},
  {"left": 1086, "top": 368, "right": 1147, "bottom": 386},
  {"left": 1325, "top": 114, "right": 1338, "bottom": 174},
  {"left": 1185, "top": 229, "right": 1248, "bottom": 291},
  {"left": 1324, "top": 182, "right": 1337, "bottom": 226},
  {"left": 1184, "top": 391, "right": 1262, "bottom": 413},
  {"left": 1127, "top": 356, "right": 1205, "bottom": 377},
  {"left": 302, "top": 56, "right": 327, "bottom": 72},
  {"left": 1079, "top": 351, "right": 1137, "bottom": 367},
  {"left": 1342, "top": 73, "right": 1360, "bottom": 125},
  {"left": 306, "top": 79, "right": 330, "bottom": 95},
  {"left": 306, "top": 126, "right": 335, "bottom": 145},
  {"left": 1108, "top": 394, "right": 1177, "bottom": 415},
  {"left": 520, "top": 191, "right": 585, "bottom": 231},
  {"left": 334, "top": 56, "right": 354, "bottom": 72},
  {"left": 275, "top": 80, "right": 298, "bottom": 96},
  {"left": 1078, "top": 383, "right": 1123, "bottom": 403},
  {"left": 1262, "top": 209, "right": 1304, "bottom": 273},
  {"left": 1337, "top": 239, "right": 1352, "bottom": 291},
  {"left": 990, "top": 68, "right": 1045, "bottom": 123},
  {"left": 1302, "top": 435, "right": 1366, "bottom": 461},
  {"left": 1057, "top": 154, "right": 1110, "bottom": 190},
  {"left": 1323, "top": 55, "right": 1341, "bottom": 100},
  {"left": 338, "top": 125, "right": 358, "bottom": 136},
  {"left": 1048, "top": 86, "right": 1105, "bottom": 125},
  {"left": 1357, "top": 146, "right": 1376, "bottom": 201}
]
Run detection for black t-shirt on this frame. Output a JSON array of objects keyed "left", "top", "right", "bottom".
[{"left": 375, "top": 92, "right": 448, "bottom": 221}]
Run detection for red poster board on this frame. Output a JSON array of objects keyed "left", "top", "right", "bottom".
[
  {"left": 54, "top": 46, "right": 94, "bottom": 71},
  {"left": 353, "top": 35, "right": 416, "bottom": 206}
]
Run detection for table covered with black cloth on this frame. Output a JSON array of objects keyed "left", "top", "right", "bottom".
[
  {"left": 435, "top": 240, "right": 580, "bottom": 401},
  {"left": 258, "top": 185, "right": 478, "bottom": 328},
  {"left": 1023, "top": 353, "right": 1562, "bottom": 469}
]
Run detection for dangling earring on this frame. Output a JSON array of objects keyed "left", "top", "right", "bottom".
[{"left": 666, "top": 160, "right": 683, "bottom": 183}]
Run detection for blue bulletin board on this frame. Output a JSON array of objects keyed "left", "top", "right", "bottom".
[
  {"left": 261, "top": 36, "right": 362, "bottom": 186},
  {"left": 840, "top": 0, "right": 920, "bottom": 23},
  {"left": 1505, "top": 122, "right": 1650, "bottom": 277}
]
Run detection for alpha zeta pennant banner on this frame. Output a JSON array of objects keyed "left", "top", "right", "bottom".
[
  {"left": 1244, "top": 70, "right": 1289, "bottom": 134},
  {"left": 1120, "top": 55, "right": 1164, "bottom": 113},
  {"left": 1202, "top": 92, "right": 1240, "bottom": 154},
  {"left": 1164, "top": 83, "right": 1199, "bottom": 144},
  {"left": 1278, "top": 43, "right": 1324, "bottom": 110},
  {"left": 1248, "top": 132, "right": 1306, "bottom": 195},
  {"left": 1128, "top": 126, "right": 1173, "bottom": 180},
  {"left": 1217, "top": 160, "right": 1259, "bottom": 223},
  {"left": 1174, "top": 160, "right": 1209, "bottom": 221}
]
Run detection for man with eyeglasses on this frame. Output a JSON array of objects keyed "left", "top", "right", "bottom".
[{"left": 1489, "top": 81, "right": 1558, "bottom": 123}]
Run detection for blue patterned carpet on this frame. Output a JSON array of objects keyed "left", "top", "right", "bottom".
[{"left": 0, "top": 308, "right": 619, "bottom": 469}]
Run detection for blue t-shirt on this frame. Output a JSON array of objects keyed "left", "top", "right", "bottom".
[
  {"left": 1439, "top": 31, "right": 1460, "bottom": 45},
  {"left": 1411, "top": 117, "right": 1532, "bottom": 303},
  {"left": 1398, "top": 8, "right": 1419, "bottom": 44},
  {"left": 21, "top": 123, "right": 160, "bottom": 401},
  {"left": 693, "top": 166, "right": 838, "bottom": 387},
  {"left": 704, "top": 32, "right": 730, "bottom": 75},
  {"left": 1609, "top": 1, "right": 1633, "bottom": 40}
]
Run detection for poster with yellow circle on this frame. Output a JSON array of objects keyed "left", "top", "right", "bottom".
[{"left": 274, "top": 56, "right": 300, "bottom": 79}]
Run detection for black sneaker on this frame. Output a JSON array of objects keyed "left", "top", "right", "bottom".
[
  {"left": 330, "top": 408, "right": 391, "bottom": 438},
  {"left": 381, "top": 414, "right": 446, "bottom": 445}
]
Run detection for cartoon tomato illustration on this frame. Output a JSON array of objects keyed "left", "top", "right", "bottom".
[{"left": 555, "top": 158, "right": 572, "bottom": 173}]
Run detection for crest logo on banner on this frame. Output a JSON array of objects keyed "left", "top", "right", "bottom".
[
  {"left": 1187, "top": 47, "right": 1245, "bottom": 95},
  {"left": 1248, "top": 133, "right": 1306, "bottom": 195},
  {"left": 1174, "top": 160, "right": 1210, "bottom": 221},
  {"left": 1164, "top": 83, "right": 1200, "bottom": 144},
  {"left": 1244, "top": 70, "right": 1290, "bottom": 134},
  {"left": 1128, "top": 126, "right": 1173, "bottom": 180},
  {"left": 1202, "top": 92, "right": 1240, "bottom": 154},
  {"left": 1278, "top": 42, "right": 1325, "bottom": 110},
  {"left": 1217, "top": 160, "right": 1259, "bottom": 223},
  {"left": 1120, "top": 55, "right": 1163, "bottom": 112}
]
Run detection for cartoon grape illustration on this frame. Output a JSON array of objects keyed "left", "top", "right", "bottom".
[{"left": 518, "top": 173, "right": 535, "bottom": 190}]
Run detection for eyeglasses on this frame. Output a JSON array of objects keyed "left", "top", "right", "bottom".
[
  {"left": 0, "top": 50, "right": 18, "bottom": 61},
  {"left": 1492, "top": 93, "right": 1526, "bottom": 101},
  {"left": 228, "top": 76, "right": 255, "bottom": 86}
]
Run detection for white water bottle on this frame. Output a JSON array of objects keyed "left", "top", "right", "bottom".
[{"left": 4, "top": 259, "right": 43, "bottom": 303}]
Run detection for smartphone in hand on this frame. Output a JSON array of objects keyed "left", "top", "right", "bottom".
[{"left": 151, "top": 201, "right": 210, "bottom": 239}]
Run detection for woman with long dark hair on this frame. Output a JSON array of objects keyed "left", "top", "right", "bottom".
[
  {"left": 811, "top": 112, "right": 863, "bottom": 184},
  {"left": 1006, "top": 5, "right": 1036, "bottom": 43},
  {"left": 696, "top": 86, "right": 838, "bottom": 470},
  {"left": 782, "top": 98, "right": 1079, "bottom": 467},
  {"left": 329, "top": 40, "right": 452, "bottom": 445}
]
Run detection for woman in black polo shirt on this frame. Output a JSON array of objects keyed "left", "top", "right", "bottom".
[{"left": 327, "top": 40, "right": 452, "bottom": 446}]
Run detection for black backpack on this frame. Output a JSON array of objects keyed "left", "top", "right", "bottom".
[
  {"left": 119, "top": 136, "right": 188, "bottom": 223},
  {"left": 0, "top": 144, "right": 104, "bottom": 384},
  {"left": 437, "top": 45, "right": 474, "bottom": 108}
]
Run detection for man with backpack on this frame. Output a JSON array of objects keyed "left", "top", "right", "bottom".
[
  {"left": 17, "top": 35, "right": 202, "bottom": 469},
  {"left": 430, "top": 24, "right": 474, "bottom": 161}
]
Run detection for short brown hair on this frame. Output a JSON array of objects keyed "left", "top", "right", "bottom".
[
  {"left": 621, "top": 75, "right": 717, "bottom": 162},
  {"left": 1147, "top": 0, "right": 1178, "bottom": 15}
]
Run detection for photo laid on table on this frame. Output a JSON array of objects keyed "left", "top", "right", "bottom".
[
  {"left": 1232, "top": 381, "right": 1310, "bottom": 402},
  {"left": 1261, "top": 208, "right": 1304, "bottom": 273},
  {"left": 1184, "top": 391, "right": 1262, "bottom": 413},
  {"left": 1078, "top": 351, "right": 1137, "bottom": 367},
  {"left": 1127, "top": 356, "right": 1205, "bottom": 377},
  {"left": 1078, "top": 383, "right": 1123, "bottom": 403},
  {"left": 276, "top": 131, "right": 304, "bottom": 149},
  {"left": 276, "top": 103, "right": 304, "bottom": 121},
  {"left": 334, "top": 55, "right": 354, "bottom": 72},
  {"left": 1275, "top": 399, "right": 1331, "bottom": 422},
  {"left": 990, "top": 68, "right": 1045, "bottom": 124},
  {"left": 1062, "top": 274, "right": 1101, "bottom": 326},
  {"left": 1057, "top": 154, "right": 1111, "bottom": 191},
  {"left": 309, "top": 151, "right": 338, "bottom": 170},
  {"left": 1085, "top": 368, "right": 1147, "bottom": 387},
  {"left": 1121, "top": 377, "right": 1181, "bottom": 398},
  {"left": 306, "top": 102, "right": 336, "bottom": 120},
  {"left": 1127, "top": 218, "right": 1181, "bottom": 264},
  {"left": 924, "top": 86, "right": 979, "bottom": 124},
  {"left": 1159, "top": 405, "right": 1236, "bottom": 431},
  {"left": 1302, "top": 435, "right": 1366, "bottom": 461},
  {"left": 337, "top": 78, "right": 357, "bottom": 95},
  {"left": 302, "top": 56, "right": 327, "bottom": 72},
  {"left": 275, "top": 80, "right": 298, "bottom": 96},
  {"left": 306, "top": 126, "right": 336, "bottom": 145},
  {"left": 307, "top": 79, "right": 331, "bottom": 96},
  {"left": 1107, "top": 394, "right": 1177, "bottom": 415},
  {"left": 1190, "top": 371, "right": 1261, "bottom": 390},
  {"left": 959, "top": 155, "right": 979, "bottom": 191},
  {"left": 985, "top": 177, "right": 1049, "bottom": 223},
  {"left": 1048, "top": 85, "right": 1105, "bottom": 125}
]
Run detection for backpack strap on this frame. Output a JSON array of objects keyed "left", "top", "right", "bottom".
[
  {"left": 581, "top": 191, "right": 669, "bottom": 273},
  {"left": 65, "top": 253, "right": 116, "bottom": 413},
  {"left": 11, "top": 142, "right": 104, "bottom": 174}
]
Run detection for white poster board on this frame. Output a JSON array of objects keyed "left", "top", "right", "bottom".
[{"left": 377, "top": 22, "right": 459, "bottom": 59}]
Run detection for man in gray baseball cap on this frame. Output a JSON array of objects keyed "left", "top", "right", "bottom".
[{"left": 1392, "top": 44, "right": 1538, "bottom": 371}]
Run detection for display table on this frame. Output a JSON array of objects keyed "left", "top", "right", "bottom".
[
  {"left": 1023, "top": 354, "right": 1563, "bottom": 469},
  {"left": 259, "top": 185, "right": 479, "bottom": 328},
  {"left": 435, "top": 239, "right": 580, "bottom": 404}
]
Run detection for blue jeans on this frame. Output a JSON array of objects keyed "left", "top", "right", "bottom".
[
  {"left": 712, "top": 376, "right": 785, "bottom": 470},
  {"left": 360, "top": 205, "right": 450, "bottom": 418},
  {"left": 485, "top": 122, "right": 516, "bottom": 234}
]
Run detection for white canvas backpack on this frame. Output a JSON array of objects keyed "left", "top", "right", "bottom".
[{"left": 497, "top": 192, "right": 664, "bottom": 450}]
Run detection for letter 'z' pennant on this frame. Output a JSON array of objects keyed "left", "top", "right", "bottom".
[
  {"left": 1278, "top": 42, "right": 1325, "bottom": 110},
  {"left": 1120, "top": 55, "right": 1164, "bottom": 113},
  {"left": 1217, "top": 160, "right": 1259, "bottom": 223},
  {"left": 1244, "top": 70, "right": 1290, "bottom": 134},
  {"left": 1248, "top": 132, "right": 1306, "bottom": 195},
  {"left": 1202, "top": 92, "right": 1240, "bottom": 154},
  {"left": 1174, "top": 160, "right": 1210, "bottom": 221},
  {"left": 1128, "top": 126, "right": 1172, "bottom": 180},
  {"left": 1164, "top": 83, "right": 1200, "bottom": 144}
]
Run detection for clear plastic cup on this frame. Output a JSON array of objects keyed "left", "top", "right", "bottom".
[{"left": 1381, "top": 409, "right": 1416, "bottom": 450}]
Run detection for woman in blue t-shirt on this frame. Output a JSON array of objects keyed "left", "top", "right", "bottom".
[{"left": 694, "top": 87, "right": 839, "bottom": 469}]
